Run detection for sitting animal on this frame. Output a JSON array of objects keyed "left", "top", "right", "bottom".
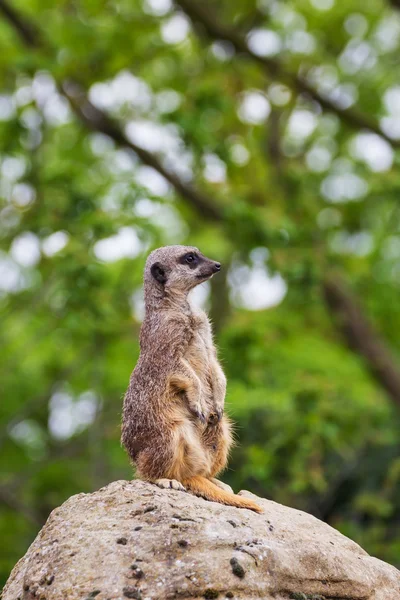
[{"left": 121, "top": 245, "right": 262, "bottom": 513}]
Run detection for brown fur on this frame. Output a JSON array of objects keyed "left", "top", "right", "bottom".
[{"left": 121, "top": 245, "right": 262, "bottom": 513}]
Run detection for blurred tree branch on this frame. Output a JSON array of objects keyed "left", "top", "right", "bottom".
[
  {"left": 323, "top": 277, "right": 400, "bottom": 408},
  {"left": 175, "top": 0, "right": 399, "bottom": 147},
  {"left": 209, "top": 265, "right": 231, "bottom": 335},
  {"left": 0, "top": 0, "right": 222, "bottom": 223},
  {"left": 62, "top": 82, "right": 223, "bottom": 222},
  {"left": 0, "top": 0, "right": 41, "bottom": 47},
  {"left": 2, "top": 0, "right": 400, "bottom": 415}
]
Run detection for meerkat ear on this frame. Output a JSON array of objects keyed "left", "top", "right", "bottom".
[{"left": 151, "top": 262, "right": 167, "bottom": 284}]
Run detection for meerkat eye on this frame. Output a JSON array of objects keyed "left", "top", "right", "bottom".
[
  {"left": 185, "top": 253, "right": 196, "bottom": 264},
  {"left": 179, "top": 252, "right": 200, "bottom": 268}
]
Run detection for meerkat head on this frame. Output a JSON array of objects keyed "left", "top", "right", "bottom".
[{"left": 144, "top": 245, "right": 221, "bottom": 300}]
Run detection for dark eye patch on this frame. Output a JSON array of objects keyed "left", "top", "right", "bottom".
[{"left": 179, "top": 252, "right": 202, "bottom": 269}]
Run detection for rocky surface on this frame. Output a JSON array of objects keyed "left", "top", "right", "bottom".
[{"left": 3, "top": 480, "right": 400, "bottom": 600}]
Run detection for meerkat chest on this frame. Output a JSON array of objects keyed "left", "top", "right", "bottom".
[
  {"left": 185, "top": 313, "right": 214, "bottom": 380},
  {"left": 187, "top": 329, "right": 211, "bottom": 369}
]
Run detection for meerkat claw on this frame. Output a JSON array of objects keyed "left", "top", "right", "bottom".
[
  {"left": 154, "top": 478, "right": 186, "bottom": 492},
  {"left": 193, "top": 410, "right": 207, "bottom": 424}
]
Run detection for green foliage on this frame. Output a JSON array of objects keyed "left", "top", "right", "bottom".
[
  {"left": 1, "top": 0, "right": 400, "bottom": 587},
  {"left": 224, "top": 308, "right": 396, "bottom": 499}
]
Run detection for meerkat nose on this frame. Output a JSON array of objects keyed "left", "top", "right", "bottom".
[{"left": 213, "top": 262, "right": 221, "bottom": 272}]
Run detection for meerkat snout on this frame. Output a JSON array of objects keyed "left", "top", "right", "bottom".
[{"left": 195, "top": 257, "right": 222, "bottom": 280}]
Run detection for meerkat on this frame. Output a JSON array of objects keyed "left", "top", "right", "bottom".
[{"left": 121, "top": 245, "right": 262, "bottom": 513}]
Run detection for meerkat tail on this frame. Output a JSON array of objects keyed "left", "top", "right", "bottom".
[{"left": 183, "top": 475, "right": 262, "bottom": 513}]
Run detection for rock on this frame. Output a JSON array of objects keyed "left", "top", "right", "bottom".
[{"left": 3, "top": 480, "right": 400, "bottom": 600}]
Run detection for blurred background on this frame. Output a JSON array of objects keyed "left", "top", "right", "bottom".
[{"left": 1, "top": 0, "right": 400, "bottom": 584}]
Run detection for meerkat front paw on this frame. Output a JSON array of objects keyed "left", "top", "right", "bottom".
[
  {"left": 208, "top": 408, "right": 223, "bottom": 425},
  {"left": 154, "top": 478, "right": 186, "bottom": 492},
  {"left": 189, "top": 401, "right": 209, "bottom": 425}
]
